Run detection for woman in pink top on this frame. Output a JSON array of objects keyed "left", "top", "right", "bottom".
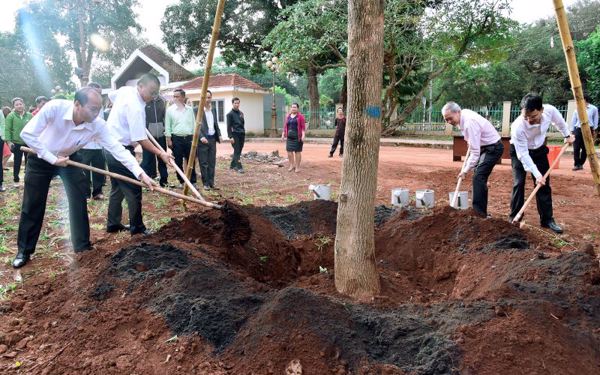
[{"left": 281, "top": 103, "right": 306, "bottom": 172}]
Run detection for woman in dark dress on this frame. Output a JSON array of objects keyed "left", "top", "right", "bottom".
[
  {"left": 282, "top": 103, "right": 306, "bottom": 172},
  {"left": 329, "top": 107, "right": 346, "bottom": 157}
]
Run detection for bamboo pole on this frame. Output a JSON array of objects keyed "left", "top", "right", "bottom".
[
  {"left": 511, "top": 143, "right": 569, "bottom": 223},
  {"left": 184, "top": 0, "right": 227, "bottom": 197},
  {"left": 144, "top": 129, "right": 208, "bottom": 203},
  {"left": 21, "top": 147, "right": 221, "bottom": 209},
  {"left": 553, "top": 0, "right": 600, "bottom": 196}
]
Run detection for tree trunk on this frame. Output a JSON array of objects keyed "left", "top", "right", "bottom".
[
  {"left": 340, "top": 73, "right": 347, "bottom": 110},
  {"left": 334, "top": 0, "right": 384, "bottom": 299},
  {"left": 307, "top": 65, "right": 320, "bottom": 129}
]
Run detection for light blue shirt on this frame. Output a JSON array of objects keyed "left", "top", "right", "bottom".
[{"left": 571, "top": 103, "right": 598, "bottom": 131}]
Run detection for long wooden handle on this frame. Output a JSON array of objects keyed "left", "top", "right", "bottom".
[
  {"left": 451, "top": 149, "right": 470, "bottom": 207},
  {"left": 145, "top": 129, "right": 206, "bottom": 202},
  {"left": 21, "top": 146, "right": 221, "bottom": 209},
  {"left": 511, "top": 143, "right": 569, "bottom": 223}
]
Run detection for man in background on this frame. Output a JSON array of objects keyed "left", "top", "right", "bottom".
[
  {"left": 571, "top": 94, "right": 598, "bottom": 171},
  {"left": 226, "top": 97, "right": 245, "bottom": 173}
]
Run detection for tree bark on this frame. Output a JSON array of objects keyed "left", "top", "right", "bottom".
[
  {"left": 334, "top": 0, "right": 384, "bottom": 299},
  {"left": 307, "top": 65, "right": 320, "bottom": 128},
  {"left": 340, "top": 73, "right": 347, "bottom": 110}
]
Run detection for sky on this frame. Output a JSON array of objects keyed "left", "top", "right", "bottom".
[{"left": 0, "top": 0, "right": 583, "bottom": 68}]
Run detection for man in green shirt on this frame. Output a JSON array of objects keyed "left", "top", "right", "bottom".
[
  {"left": 165, "top": 88, "right": 197, "bottom": 186},
  {"left": 5, "top": 97, "right": 33, "bottom": 186}
]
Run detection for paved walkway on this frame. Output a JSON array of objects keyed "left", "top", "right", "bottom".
[
  {"left": 246, "top": 137, "right": 586, "bottom": 155},
  {"left": 247, "top": 137, "right": 453, "bottom": 149}
]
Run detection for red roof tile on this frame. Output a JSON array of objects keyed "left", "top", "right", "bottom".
[{"left": 177, "top": 73, "right": 265, "bottom": 91}]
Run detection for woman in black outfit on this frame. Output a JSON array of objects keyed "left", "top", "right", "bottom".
[{"left": 281, "top": 103, "right": 306, "bottom": 172}]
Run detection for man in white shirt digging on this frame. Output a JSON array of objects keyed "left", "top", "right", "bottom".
[
  {"left": 509, "top": 93, "right": 574, "bottom": 233},
  {"left": 442, "top": 102, "right": 503, "bottom": 217},
  {"left": 13, "top": 87, "right": 154, "bottom": 268}
]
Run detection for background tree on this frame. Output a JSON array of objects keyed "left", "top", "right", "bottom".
[
  {"left": 18, "top": 0, "right": 141, "bottom": 87},
  {"left": 0, "top": 28, "right": 71, "bottom": 106},
  {"left": 334, "top": 0, "right": 384, "bottom": 299},
  {"left": 264, "top": 0, "right": 347, "bottom": 128},
  {"left": 161, "top": 0, "right": 300, "bottom": 68}
]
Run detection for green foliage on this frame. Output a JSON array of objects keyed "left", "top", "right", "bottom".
[
  {"left": 264, "top": 0, "right": 346, "bottom": 73},
  {"left": 578, "top": 27, "right": 600, "bottom": 104},
  {"left": 17, "top": 0, "right": 141, "bottom": 86},
  {"left": 161, "top": 0, "right": 297, "bottom": 68}
]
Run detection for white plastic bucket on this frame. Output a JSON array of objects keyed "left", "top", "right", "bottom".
[
  {"left": 308, "top": 184, "right": 331, "bottom": 200},
  {"left": 449, "top": 191, "right": 469, "bottom": 210},
  {"left": 415, "top": 189, "right": 435, "bottom": 208},
  {"left": 391, "top": 188, "right": 410, "bottom": 207}
]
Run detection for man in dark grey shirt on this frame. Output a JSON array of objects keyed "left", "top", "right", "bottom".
[{"left": 226, "top": 97, "right": 246, "bottom": 172}]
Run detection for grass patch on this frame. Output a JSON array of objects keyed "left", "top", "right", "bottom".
[{"left": 0, "top": 282, "right": 20, "bottom": 300}]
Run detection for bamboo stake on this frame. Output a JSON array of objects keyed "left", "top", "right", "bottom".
[
  {"left": 21, "top": 147, "right": 221, "bottom": 209},
  {"left": 450, "top": 149, "right": 470, "bottom": 208},
  {"left": 511, "top": 142, "right": 569, "bottom": 223},
  {"left": 553, "top": 0, "right": 600, "bottom": 196},
  {"left": 144, "top": 129, "right": 207, "bottom": 203},
  {"left": 184, "top": 0, "right": 227, "bottom": 197}
]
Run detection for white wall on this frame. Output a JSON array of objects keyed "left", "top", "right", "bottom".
[
  {"left": 187, "top": 90, "right": 265, "bottom": 139},
  {"left": 234, "top": 92, "right": 265, "bottom": 135}
]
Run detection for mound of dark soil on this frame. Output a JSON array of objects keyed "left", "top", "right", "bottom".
[{"left": 1, "top": 200, "right": 600, "bottom": 375}]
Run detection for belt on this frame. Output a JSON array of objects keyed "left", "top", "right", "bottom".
[
  {"left": 206, "top": 134, "right": 216, "bottom": 139},
  {"left": 172, "top": 134, "right": 193, "bottom": 138},
  {"left": 480, "top": 140, "right": 502, "bottom": 152}
]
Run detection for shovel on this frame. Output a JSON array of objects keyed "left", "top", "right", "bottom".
[
  {"left": 450, "top": 149, "right": 470, "bottom": 208},
  {"left": 21, "top": 146, "right": 221, "bottom": 209}
]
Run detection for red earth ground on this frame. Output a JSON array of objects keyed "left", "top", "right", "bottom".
[{"left": 0, "top": 141, "right": 599, "bottom": 374}]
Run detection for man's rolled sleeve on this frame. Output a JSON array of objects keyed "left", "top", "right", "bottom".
[
  {"left": 20, "top": 104, "right": 58, "bottom": 165},
  {"left": 97, "top": 122, "right": 144, "bottom": 178}
]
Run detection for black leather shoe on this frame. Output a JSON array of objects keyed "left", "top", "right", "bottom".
[
  {"left": 131, "top": 229, "right": 153, "bottom": 236},
  {"left": 106, "top": 224, "right": 130, "bottom": 233},
  {"left": 12, "top": 250, "right": 30, "bottom": 269},
  {"left": 542, "top": 220, "right": 563, "bottom": 234}
]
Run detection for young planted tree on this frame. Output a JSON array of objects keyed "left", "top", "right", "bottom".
[{"left": 334, "top": 0, "right": 384, "bottom": 299}]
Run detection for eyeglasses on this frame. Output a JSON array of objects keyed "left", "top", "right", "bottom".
[{"left": 173, "top": 95, "right": 181, "bottom": 98}]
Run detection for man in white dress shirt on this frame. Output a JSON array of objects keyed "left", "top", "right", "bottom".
[
  {"left": 442, "top": 102, "right": 504, "bottom": 217},
  {"left": 197, "top": 90, "right": 221, "bottom": 190},
  {"left": 509, "top": 93, "right": 575, "bottom": 233},
  {"left": 570, "top": 94, "right": 598, "bottom": 171},
  {"left": 13, "top": 87, "right": 154, "bottom": 268},
  {"left": 105, "top": 73, "right": 172, "bottom": 235}
]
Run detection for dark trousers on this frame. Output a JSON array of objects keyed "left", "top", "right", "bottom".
[
  {"left": 230, "top": 132, "right": 245, "bottom": 170},
  {"left": 79, "top": 148, "right": 106, "bottom": 197},
  {"left": 472, "top": 141, "right": 504, "bottom": 216},
  {"left": 11, "top": 143, "right": 28, "bottom": 182},
  {"left": 573, "top": 128, "right": 587, "bottom": 167},
  {"left": 172, "top": 135, "right": 196, "bottom": 184},
  {"left": 0, "top": 137, "right": 4, "bottom": 185},
  {"left": 330, "top": 134, "right": 344, "bottom": 156},
  {"left": 17, "top": 154, "right": 91, "bottom": 254},
  {"left": 105, "top": 148, "right": 146, "bottom": 234},
  {"left": 141, "top": 136, "right": 168, "bottom": 185},
  {"left": 198, "top": 137, "right": 217, "bottom": 187},
  {"left": 509, "top": 144, "right": 553, "bottom": 225}
]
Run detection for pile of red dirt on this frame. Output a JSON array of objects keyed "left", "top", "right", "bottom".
[{"left": 1, "top": 200, "right": 599, "bottom": 374}]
